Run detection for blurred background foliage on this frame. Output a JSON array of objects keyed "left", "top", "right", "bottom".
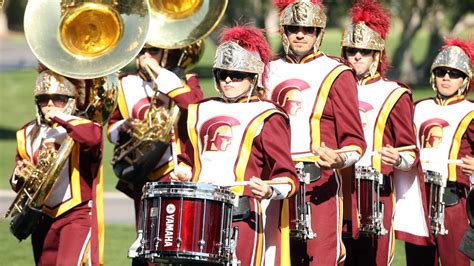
[{"left": 2, "top": 0, "right": 473, "bottom": 85}]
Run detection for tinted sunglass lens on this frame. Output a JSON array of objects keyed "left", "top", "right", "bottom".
[
  {"left": 51, "top": 95, "right": 69, "bottom": 105},
  {"left": 35, "top": 95, "right": 49, "bottom": 106},
  {"left": 448, "top": 70, "right": 463, "bottom": 79},
  {"left": 434, "top": 68, "right": 446, "bottom": 78},
  {"left": 36, "top": 95, "right": 69, "bottom": 107},
  {"left": 303, "top": 27, "right": 315, "bottom": 34},
  {"left": 434, "top": 68, "right": 464, "bottom": 79},
  {"left": 286, "top": 26, "right": 298, "bottom": 33},
  {"left": 147, "top": 48, "right": 161, "bottom": 55}
]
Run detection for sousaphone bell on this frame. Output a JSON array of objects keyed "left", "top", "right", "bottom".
[
  {"left": 146, "top": 0, "right": 228, "bottom": 49},
  {"left": 24, "top": 0, "right": 150, "bottom": 79}
]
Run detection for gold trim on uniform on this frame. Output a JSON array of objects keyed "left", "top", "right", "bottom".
[{"left": 372, "top": 87, "right": 410, "bottom": 171}]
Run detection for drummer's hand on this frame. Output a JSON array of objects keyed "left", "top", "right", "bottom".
[
  {"left": 461, "top": 155, "right": 474, "bottom": 176},
  {"left": 248, "top": 177, "right": 273, "bottom": 201},
  {"left": 312, "top": 142, "right": 344, "bottom": 169},
  {"left": 380, "top": 145, "right": 401, "bottom": 167},
  {"left": 170, "top": 169, "right": 191, "bottom": 182}
]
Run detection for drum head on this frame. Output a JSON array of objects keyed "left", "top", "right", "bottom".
[{"left": 143, "top": 181, "right": 235, "bottom": 204}]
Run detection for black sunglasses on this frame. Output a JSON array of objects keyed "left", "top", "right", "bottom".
[
  {"left": 35, "top": 94, "right": 71, "bottom": 107},
  {"left": 433, "top": 68, "right": 465, "bottom": 79},
  {"left": 345, "top": 47, "right": 373, "bottom": 56},
  {"left": 138, "top": 47, "right": 161, "bottom": 56},
  {"left": 285, "top": 26, "right": 317, "bottom": 35},
  {"left": 216, "top": 70, "right": 255, "bottom": 82}
]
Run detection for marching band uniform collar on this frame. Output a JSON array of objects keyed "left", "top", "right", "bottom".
[
  {"left": 358, "top": 72, "right": 381, "bottom": 85},
  {"left": 236, "top": 95, "right": 260, "bottom": 103},
  {"left": 285, "top": 51, "right": 322, "bottom": 64},
  {"left": 435, "top": 94, "right": 465, "bottom": 106}
]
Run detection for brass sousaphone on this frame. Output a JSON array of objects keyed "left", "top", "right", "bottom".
[{"left": 5, "top": 0, "right": 150, "bottom": 241}]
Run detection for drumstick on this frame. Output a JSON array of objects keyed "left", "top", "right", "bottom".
[
  {"left": 421, "top": 159, "right": 463, "bottom": 165},
  {"left": 371, "top": 145, "right": 417, "bottom": 155},
  {"left": 333, "top": 146, "right": 361, "bottom": 153},
  {"left": 170, "top": 128, "right": 179, "bottom": 173},
  {"left": 222, "top": 180, "right": 290, "bottom": 187}
]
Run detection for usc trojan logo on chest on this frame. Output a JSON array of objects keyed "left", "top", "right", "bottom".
[
  {"left": 271, "top": 79, "right": 310, "bottom": 116},
  {"left": 200, "top": 116, "right": 241, "bottom": 152},
  {"left": 131, "top": 97, "right": 165, "bottom": 119},
  {"left": 358, "top": 101, "right": 374, "bottom": 131},
  {"left": 419, "top": 118, "right": 449, "bottom": 149}
]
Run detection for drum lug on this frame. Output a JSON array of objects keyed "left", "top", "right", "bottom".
[
  {"left": 305, "top": 202, "right": 316, "bottom": 239},
  {"left": 377, "top": 202, "right": 388, "bottom": 236},
  {"left": 229, "top": 226, "right": 240, "bottom": 266},
  {"left": 437, "top": 202, "right": 448, "bottom": 235},
  {"left": 128, "top": 230, "right": 144, "bottom": 258}
]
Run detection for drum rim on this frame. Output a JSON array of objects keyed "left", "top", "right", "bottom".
[
  {"left": 146, "top": 249, "right": 230, "bottom": 264},
  {"left": 143, "top": 181, "right": 236, "bottom": 204},
  {"left": 355, "top": 165, "right": 382, "bottom": 182}
]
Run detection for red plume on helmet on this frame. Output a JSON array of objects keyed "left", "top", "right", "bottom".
[
  {"left": 273, "top": 0, "right": 324, "bottom": 13},
  {"left": 350, "top": 0, "right": 391, "bottom": 76},
  {"left": 219, "top": 25, "right": 273, "bottom": 85},
  {"left": 442, "top": 37, "right": 474, "bottom": 90}
]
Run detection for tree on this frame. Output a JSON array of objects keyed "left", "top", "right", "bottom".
[{"left": 388, "top": 0, "right": 473, "bottom": 84}]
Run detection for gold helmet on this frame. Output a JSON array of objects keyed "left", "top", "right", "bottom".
[
  {"left": 341, "top": 0, "right": 390, "bottom": 77},
  {"left": 34, "top": 69, "right": 85, "bottom": 124},
  {"left": 274, "top": 0, "right": 327, "bottom": 54},
  {"left": 34, "top": 70, "right": 83, "bottom": 98},
  {"left": 430, "top": 38, "right": 474, "bottom": 96},
  {"left": 213, "top": 26, "right": 272, "bottom": 101}
]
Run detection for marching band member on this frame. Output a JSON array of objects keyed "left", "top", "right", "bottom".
[
  {"left": 405, "top": 38, "right": 474, "bottom": 266},
  {"left": 10, "top": 68, "right": 104, "bottom": 265},
  {"left": 106, "top": 42, "right": 203, "bottom": 227},
  {"left": 340, "top": 0, "right": 431, "bottom": 264},
  {"left": 171, "top": 25, "right": 298, "bottom": 265},
  {"left": 266, "top": 0, "right": 366, "bottom": 264}
]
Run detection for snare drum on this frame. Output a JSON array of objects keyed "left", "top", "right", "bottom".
[
  {"left": 423, "top": 170, "right": 448, "bottom": 236},
  {"left": 137, "top": 182, "right": 236, "bottom": 264},
  {"left": 355, "top": 166, "right": 387, "bottom": 236},
  {"left": 289, "top": 163, "right": 315, "bottom": 240}
]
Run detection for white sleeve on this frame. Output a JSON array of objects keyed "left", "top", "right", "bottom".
[
  {"left": 108, "top": 120, "right": 125, "bottom": 145},
  {"left": 341, "top": 151, "right": 361, "bottom": 168},
  {"left": 154, "top": 68, "right": 183, "bottom": 94},
  {"left": 269, "top": 177, "right": 292, "bottom": 200},
  {"left": 394, "top": 151, "right": 415, "bottom": 171}
]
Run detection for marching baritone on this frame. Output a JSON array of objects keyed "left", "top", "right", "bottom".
[
  {"left": 267, "top": 0, "right": 366, "bottom": 264},
  {"left": 10, "top": 69, "right": 104, "bottom": 265},
  {"left": 340, "top": 0, "right": 432, "bottom": 265},
  {"left": 405, "top": 38, "right": 474, "bottom": 266},
  {"left": 171, "top": 25, "right": 299, "bottom": 265},
  {"left": 107, "top": 42, "right": 203, "bottom": 227}
]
